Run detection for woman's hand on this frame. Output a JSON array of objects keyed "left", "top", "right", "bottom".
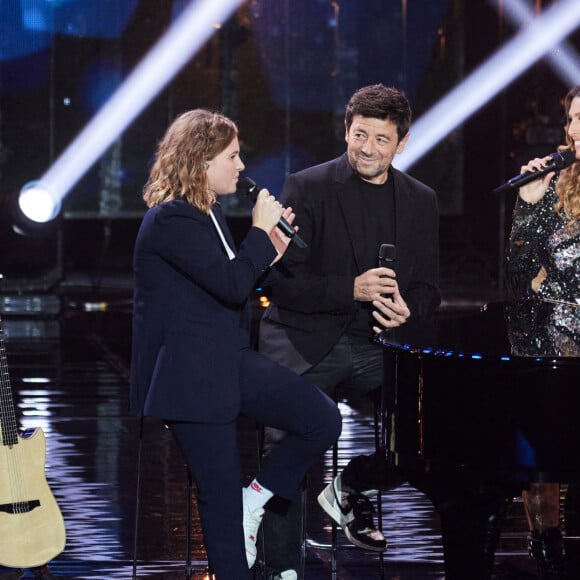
[
  {"left": 531, "top": 266, "right": 547, "bottom": 293},
  {"left": 269, "top": 207, "right": 297, "bottom": 264},
  {"left": 518, "top": 156, "right": 555, "bottom": 204},
  {"left": 252, "top": 189, "right": 283, "bottom": 233}
]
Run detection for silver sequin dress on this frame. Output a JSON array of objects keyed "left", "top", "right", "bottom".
[
  {"left": 505, "top": 176, "right": 580, "bottom": 356},
  {"left": 506, "top": 176, "right": 580, "bottom": 303}
]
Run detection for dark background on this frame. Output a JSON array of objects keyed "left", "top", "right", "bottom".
[{"left": 0, "top": 0, "right": 578, "bottom": 300}]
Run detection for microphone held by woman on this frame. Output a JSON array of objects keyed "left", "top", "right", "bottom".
[{"left": 238, "top": 177, "right": 308, "bottom": 248}]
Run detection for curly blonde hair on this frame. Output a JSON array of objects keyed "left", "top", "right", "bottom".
[
  {"left": 555, "top": 85, "right": 580, "bottom": 223},
  {"left": 142, "top": 109, "right": 238, "bottom": 213}
]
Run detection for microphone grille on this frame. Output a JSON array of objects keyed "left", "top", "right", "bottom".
[
  {"left": 378, "top": 243, "right": 396, "bottom": 262},
  {"left": 553, "top": 149, "right": 576, "bottom": 170},
  {"left": 237, "top": 177, "right": 259, "bottom": 200}
]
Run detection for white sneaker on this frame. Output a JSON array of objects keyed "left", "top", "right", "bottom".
[
  {"left": 242, "top": 489, "right": 264, "bottom": 568},
  {"left": 277, "top": 570, "right": 298, "bottom": 580}
]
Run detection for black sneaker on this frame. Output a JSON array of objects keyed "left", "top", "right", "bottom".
[{"left": 317, "top": 474, "right": 387, "bottom": 552}]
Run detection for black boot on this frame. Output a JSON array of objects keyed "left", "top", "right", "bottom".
[
  {"left": 528, "top": 527, "right": 565, "bottom": 579},
  {"left": 564, "top": 537, "right": 580, "bottom": 580}
]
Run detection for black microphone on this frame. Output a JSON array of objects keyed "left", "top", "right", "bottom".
[
  {"left": 378, "top": 243, "right": 396, "bottom": 297},
  {"left": 237, "top": 177, "right": 307, "bottom": 249},
  {"left": 493, "top": 149, "right": 575, "bottom": 194}
]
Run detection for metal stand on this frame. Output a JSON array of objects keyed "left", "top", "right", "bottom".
[{"left": 132, "top": 418, "right": 194, "bottom": 579}]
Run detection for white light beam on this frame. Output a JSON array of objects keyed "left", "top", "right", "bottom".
[
  {"left": 24, "top": 0, "right": 244, "bottom": 218},
  {"left": 396, "top": 0, "right": 580, "bottom": 171},
  {"left": 497, "top": 0, "right": 580, "bottom": 86}
]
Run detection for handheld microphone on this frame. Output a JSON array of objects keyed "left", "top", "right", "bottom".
[
  {"left": 378, "top": 243, "right": 396, "bottom": 269},
  {"left": 238, "top": 177, "right": 307, "bottom": 249},
  {"left": 378, "top": 244, "right": 396, "bottom": 297},
  {"left": 493, "top": 149, "right": 575, "bottom": 194}
]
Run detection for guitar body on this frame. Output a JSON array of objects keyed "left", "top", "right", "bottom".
[{"left": 0, "top": 427, "right": 66, "bottom": 568}]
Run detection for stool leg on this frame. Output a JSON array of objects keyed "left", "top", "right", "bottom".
[
  {"left": 255, "top": 423, "right": 263, "bottom": 579},
  {"left": 300, "top": 482, "right": 308, "bottom": 579},
  {"left": 132, "top": 417, "right": 144, "bottom": 579},
  {"left": 331, "top": 440, "right": 338, "bottom": 580},
  {"left": 373, "top": 400, "right": 385, "bottom": 579},
  {"left": 185, "top": 468, "right": 193, "bottom": 578}
]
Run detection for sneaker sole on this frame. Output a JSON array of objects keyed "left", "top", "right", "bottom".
[{"left": 344, "top": 526, "right": 388, "bottom": 552}]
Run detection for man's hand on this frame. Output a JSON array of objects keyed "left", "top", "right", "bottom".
[
  {"left": 371, "top": 290, "right": 410, "bottom": 333},
  {"left": 354, "top": 267, "right": 396, "bottom": 301}
]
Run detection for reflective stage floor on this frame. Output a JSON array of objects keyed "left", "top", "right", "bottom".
[{"left": 0, "top": 281, "right": 543, "bottom": 579}]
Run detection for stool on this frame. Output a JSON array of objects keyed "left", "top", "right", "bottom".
[
  {"left": 310, "top": 390, "right": 385, "bottom": 579},
  {"left": 131, "top": 417, "right": 195, "bottom": 579},
  {"left": 133, "top": 417, "right": 264, "bottom": 579}
]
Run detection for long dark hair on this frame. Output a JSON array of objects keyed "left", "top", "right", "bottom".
[{"left": 556, "top": 86, "right": 580, "bottom": 222}]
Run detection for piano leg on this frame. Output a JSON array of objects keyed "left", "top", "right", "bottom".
[
  {"left": 438, "top": 493, "right": 513, "bottom": 579},
  {"left": 415, "top": 476, "right": 515, "bottom": 580}
]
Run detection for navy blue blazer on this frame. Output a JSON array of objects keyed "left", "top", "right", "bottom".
[
  {"left": 130, "top": 199, "right": 276, "bottom": 422},
  {"left": 259, "top": 153, "right": 440, "bottom": 374}
]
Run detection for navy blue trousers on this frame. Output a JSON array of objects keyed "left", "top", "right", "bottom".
[{"left": 169, "top": 347, "right": 341, "bottom": 579}]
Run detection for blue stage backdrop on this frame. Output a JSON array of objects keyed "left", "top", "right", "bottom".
[{"left": 0, "top": 0, "right": 460, "bottom": 220}]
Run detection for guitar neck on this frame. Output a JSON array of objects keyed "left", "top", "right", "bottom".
[{"left": 0, "top": 315, "right": 18, "bottom": 447}]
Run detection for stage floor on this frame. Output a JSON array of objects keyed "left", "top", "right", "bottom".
[{"left": 0, "top": 281, "right": 542, "bottom": 579}]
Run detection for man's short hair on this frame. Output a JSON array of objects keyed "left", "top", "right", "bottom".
[{"left": 345, "top": 84, "right": 412, "bottom": 141}]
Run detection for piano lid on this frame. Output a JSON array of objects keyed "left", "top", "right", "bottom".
[{"left": 376, "top": 299, "right": 580, "bottom": 363}]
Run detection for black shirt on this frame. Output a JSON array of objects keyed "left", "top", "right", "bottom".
[{"left": 347, "top": 173, "right": 396, "bottom": 340}]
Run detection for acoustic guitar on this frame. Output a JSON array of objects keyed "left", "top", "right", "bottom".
[{"left": 0, "top": 315, "right": 66, "bottom": 568}]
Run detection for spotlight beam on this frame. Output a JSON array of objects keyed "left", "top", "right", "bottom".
[
  {"left": 494, "top": 0, "right": 580, "bottom": 86},
  {"left": 22, "top": 0, "right": 244, "bottom": 218},
  {"left": 396, "top": 0, "right": 580, "bottom": 171}
]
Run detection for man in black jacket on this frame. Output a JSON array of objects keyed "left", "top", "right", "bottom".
[{"left": 259, "top": 84, "right": 441, "bottom": 579}]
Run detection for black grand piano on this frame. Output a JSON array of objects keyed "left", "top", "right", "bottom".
[{"left": 377, "top": 299, "right": 580, "bottom": 579}]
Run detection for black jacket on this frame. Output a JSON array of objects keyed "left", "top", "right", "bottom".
[{"left": 259, "top": 153, "right": 440, "bottom": 373}]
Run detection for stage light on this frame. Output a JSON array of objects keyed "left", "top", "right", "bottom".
[
  {"left": 18, "top": 181, "right": 61, "bottom": 224},
  {"left": 12, "top": 181, "right": 61, "bottom": 237},
  {"left": 18, "top": 0, "right": 244, "bottom": 218},
  {"left": 496, "top": 0, "right": 580, "bottom": 86},
  {"left": 396, "top": 0, "right": 580, "bottom": 171}
]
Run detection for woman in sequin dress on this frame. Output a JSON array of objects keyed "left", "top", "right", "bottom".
[{"left": 506, "top": 85, "right": 580, "bottom": 579}]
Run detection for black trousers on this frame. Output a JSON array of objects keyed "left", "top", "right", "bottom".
[{"left": 261, "top": 335, "right": 402, "bottom": 577}]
